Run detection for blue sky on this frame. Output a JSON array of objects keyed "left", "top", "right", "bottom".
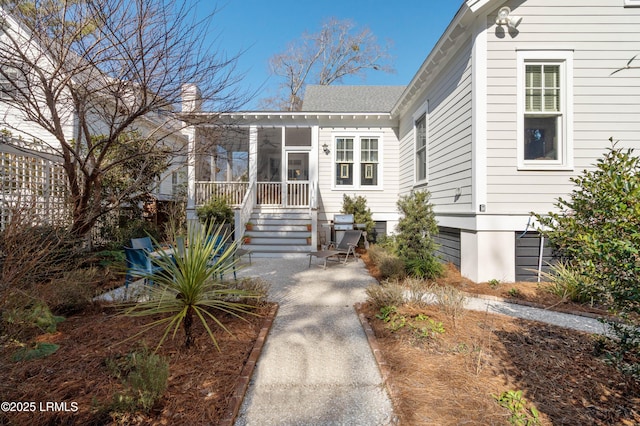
[{"left": 198, "top": 1, "right": 463, "bottom": 109}]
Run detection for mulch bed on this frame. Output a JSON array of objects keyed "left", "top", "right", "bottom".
[
  {"left": 0, "top": 302, "right": 276, "bottom": 425},
  {"left": 358, "top": 302, "right": 640, "bottom": 425}
]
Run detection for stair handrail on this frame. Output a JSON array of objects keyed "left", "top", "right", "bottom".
[{"left": 234, "top": 181, "right": 256, "bottom": 244}]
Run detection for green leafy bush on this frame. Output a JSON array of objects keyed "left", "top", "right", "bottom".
[
  {"left": 396, "top": 190, "right": 444, "bottom": 279},
  {"left": 341, "top": 194, "right": 376, "bottom": 242},
  {"left": 196, "top": 196, "right": 234, "bottom": 227},
  {"left": 535, "top": 141, "right": 640, "bottom": 314},
  {"left": 534, "top": 140, "right": 640, "bottom": 380}
]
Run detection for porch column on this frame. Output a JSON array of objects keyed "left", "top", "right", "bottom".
[
  {"left": 184, "top": 125, "right": 197, "bottom": 221},
  {"left": 249, "top": 125, "right": 258, "bottom": 186}
]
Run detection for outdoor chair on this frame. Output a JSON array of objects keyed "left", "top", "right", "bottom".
[
  {"left": 131, "top": 236, "right": 155, "bottom": 252},
  {"left": 308, "top": 230, "right": 362, "bottom": 269},
  {"left": 206, "top": 235, "right": 238, "bottom": 280},
  {"left": 124, "top": 246, "right": 165, "bottom": 288}
]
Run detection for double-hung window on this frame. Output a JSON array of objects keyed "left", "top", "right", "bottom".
[
  {"left": 334, "top": 135, "right": 381, "bottom": 189},
  {"left": 517, "top": 50, "right": 573, "bottom": 170},
  {"left": 415, "top": 114, "right": 427, "bottom": 182},
  {"left": 335, "top": 137, "right": 354, "bottom": 186},
  {"left": 360, "top": 138, "right": 378, "bottom": 186}
]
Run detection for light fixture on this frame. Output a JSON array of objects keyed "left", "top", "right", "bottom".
[
  {"left": 322, "top": 143, "right": 330, "bottom": 155},
  {"left": 495, "top": 6, "right": 522, "bottom": 29}
]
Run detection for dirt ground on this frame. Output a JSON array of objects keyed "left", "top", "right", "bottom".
[
  {"left": 1, "top": 256, "right": 639, "bottom": 425},
  {"left": 360, "top": 253, "right": 640, "bottom": 425}
]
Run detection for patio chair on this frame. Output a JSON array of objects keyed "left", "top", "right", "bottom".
[
  {"left": 308, "top": 230, "right": 362, "bottom": 269},
  {"left": 124, "top": 246, "right": 165, "bottom": 288},
  {"left": 206, "top": 235, "right": 238, "bottom": 280},
  {"left": 131, "top": 236, "right": 155, "bottom": 252}
]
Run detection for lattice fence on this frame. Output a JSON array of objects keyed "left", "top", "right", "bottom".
[{"left": 0, "top": 146, "right": 70, "bottom": 230}]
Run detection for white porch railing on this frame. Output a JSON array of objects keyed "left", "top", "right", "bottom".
[
  {"left": 196, "top": 181, "right": 310, "bottom": 208},
  {"left": 195, "top": 181, "right": 249, "bottom": 206},
  {"left": 286, "top": 181, "right": 309, "bottom": 207}
]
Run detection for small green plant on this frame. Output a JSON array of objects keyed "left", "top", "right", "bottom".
[
  {"left": 12, "top": 342, "right": 60, "bottom": 362},
  {"left": 493, "top": 390, "right": 541, "bottom": 425},
  {"left": 2, "top": 301, "right": 65, "bottom": 334},
  {"left": 537, "top": 261, "right": 591, "bottom": 303},
  {"left": 375, "top": 306, "right": 397, "bottom": 322},
  {"left": 508, "top": 288, "right": 521, "bottom": 298},
  {"left": 488, "top": 279, "right": 501, "bottom": 288},
  {"left": 413, "top": 315, "right": 445, "bottom": 338},
  {"left": 387, "top": 314, "right": 407, "bottom": 332},
  {"left": 107, "top": 347, "right": 169, "bottom": 413}
]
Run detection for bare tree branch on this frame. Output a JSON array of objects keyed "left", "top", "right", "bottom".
[
  {"left": 0, "top": 0, "right": 248, "bottom": 236},
  {"left": 261, "top": 17, "right": 395, "bottom": 111}
]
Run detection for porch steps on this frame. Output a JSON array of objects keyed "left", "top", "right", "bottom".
[{"left": 242, "top": 208, "right": 314, "bottom": 257}]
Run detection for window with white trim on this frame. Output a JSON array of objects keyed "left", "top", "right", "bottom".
[
  {"left": 517, "top": 51, "right": 573, "bottom": 170},
  {"left": 415, "top": 114, "right": 427, "bottom": 182},
  {"left": 334, "top": 135, "right": 382, "bottom": 188}
]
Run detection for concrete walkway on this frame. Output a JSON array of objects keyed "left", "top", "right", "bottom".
[{"left": 234, "top": 257, "right": 397, "bottom": 426}]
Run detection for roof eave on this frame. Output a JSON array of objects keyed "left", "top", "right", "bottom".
[{"left": 390, "top": 0, "right": 499, "bottom": 117}]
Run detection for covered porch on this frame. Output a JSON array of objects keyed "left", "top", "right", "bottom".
[{"left": 184, "top": 119, "right": 319, "bottom": 249}]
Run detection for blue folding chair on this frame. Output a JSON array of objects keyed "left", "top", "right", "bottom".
[
  {"left": 206, "top": 235, "right": 237, "bottom": 280},
  {"left": 124, "top": 246, "right": 165, "bottom": 288},
  {"left": 131, "top": 236, "right": 154, "bottom": 252}
]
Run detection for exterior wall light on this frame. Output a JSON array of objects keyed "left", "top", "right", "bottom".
[
  {"left": 322, "top": 143, "right": 330, "bottom": 155},
  {"left": 495, "top": 7, "right": 522, "bottom": 29}
]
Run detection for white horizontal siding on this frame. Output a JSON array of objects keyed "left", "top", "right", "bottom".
[
  {"left": 427, "top": 39, "right": 474, "bottom": 213},
  {"left": 316, "top": 126, "right": 400, "bottom": 223},
  {"left": 486, "top": 0, "right": 640, "bottom": 215}
]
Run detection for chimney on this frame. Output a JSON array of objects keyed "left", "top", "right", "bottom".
[{"left": 181, "top": 83, "right": 202, "bottom": 113}]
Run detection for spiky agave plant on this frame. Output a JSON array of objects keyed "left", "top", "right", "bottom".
[{"left": 122, "top": 222, "right": 259, "bottom": 350}]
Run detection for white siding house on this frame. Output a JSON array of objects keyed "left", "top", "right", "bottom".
[{"left": 184, "top": 0, "right": 640, "bottom": 281}]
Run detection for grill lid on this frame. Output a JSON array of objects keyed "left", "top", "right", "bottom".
[{"left": 333, "top": 214, "right": 354, "bottom": 224}]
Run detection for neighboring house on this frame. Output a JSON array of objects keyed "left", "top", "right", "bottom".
[
  {"left": 183, "top": 0, "right": 640, "bottom": 282},
  {"left": 0, "top": 8, "right": 188, "bottom": 231}
]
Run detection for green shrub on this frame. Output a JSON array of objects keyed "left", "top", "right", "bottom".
[
  {"left": 2, "top": 300, "right": 65, "bottom": 335},
  {"left": 538, "top": 261, "right": 592, "bottom": 304},
  {"left": 196, "top": 196, "right": 234, "bottom": 227},
  {"left": 395, "top": 190, "right": 444, "bottom": 279},
  {"left": 107, "top": 347, "right": 169, "bottom": 414},
  {"left": 341, "top": 194, "right": 375, "bottom": 242},
  {"left": 534, "top": 140, "right": 640, "bottom": 314}
]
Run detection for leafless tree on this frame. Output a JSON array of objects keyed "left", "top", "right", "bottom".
[
  {"left": 261, "top": 17, "right": 395, "bottom": 111},
  {"left": 0, "top": 0, "right": 247, "bottom": 236}
]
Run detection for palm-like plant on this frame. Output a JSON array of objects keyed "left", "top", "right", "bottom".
[{"left": 122, "top": 222, "right": 259, "bottom": 350}]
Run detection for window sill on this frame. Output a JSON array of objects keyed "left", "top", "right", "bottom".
[{"left": 517, "top": 163, "right": 573, "bottom": 171}]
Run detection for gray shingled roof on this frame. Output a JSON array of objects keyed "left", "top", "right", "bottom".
[{"left": 302, "top": 85, "right": 406, "bottom": 113}]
